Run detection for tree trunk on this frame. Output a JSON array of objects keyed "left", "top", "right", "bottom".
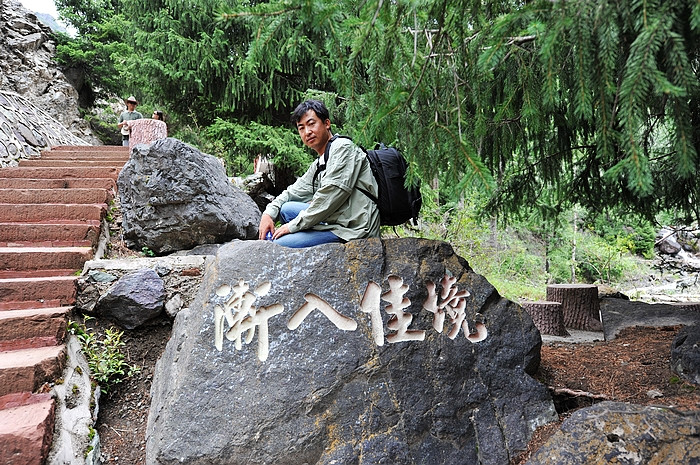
[
  {"left": 521, "top": 301, "right": 569, "bottom": 336},
  {"left": 546, "top": 284, "right": 602, "bottom": 331},
  {"left": 571, "top": 210, "right": 577, "bottom": 283}
]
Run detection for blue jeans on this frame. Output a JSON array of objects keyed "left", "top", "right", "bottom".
[{"left": 273, "top": 201, "right": 343, "bottom": 248}]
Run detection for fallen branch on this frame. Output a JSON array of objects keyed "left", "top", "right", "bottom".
[{"left": 548, "top": 386, "right": 611, "bottom": 400}]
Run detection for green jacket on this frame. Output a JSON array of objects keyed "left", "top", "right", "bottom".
[{"left": 264, "top": 137, "right": 380, "bottom": 241}]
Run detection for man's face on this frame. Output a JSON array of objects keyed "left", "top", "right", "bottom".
[
  {"left": 126, "top": 102, "right": 136, "bottom": 111},
  {"left": 296, "top": 109, "right": 331, "bottom": 155}
]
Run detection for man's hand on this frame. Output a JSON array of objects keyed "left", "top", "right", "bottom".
[
  {"left": 258, "top": 214, "right": 275, "bottom": 240},
  {"left": 272, "top": 224, "right": 290, "bottom": 240}
]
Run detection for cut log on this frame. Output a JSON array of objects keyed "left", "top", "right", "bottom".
[
  {"left": 546, "top": 284, "right": 603, "bottom": 331},
  {"left": 521, "top": 301, "right": 569, "bottom": 336}
]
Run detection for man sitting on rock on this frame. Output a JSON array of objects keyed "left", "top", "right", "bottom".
[{"left": 258, "top": 99, "right": 380, "bottom": 248}]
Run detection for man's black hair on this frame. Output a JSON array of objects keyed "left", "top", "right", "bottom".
[{"left": 291, "top": 100, "right": 330, "bottom": 126}]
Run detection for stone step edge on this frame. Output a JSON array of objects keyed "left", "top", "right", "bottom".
[
  {"left": 0, "top": 344, "right": 67, "bottom": 397},
  {"left": 0, "top": 307, "right": 70, "bottom": 349},
  {"left": 0, "top": 188, "right": 113, "bottom": 205},
  {"left": 0, "top": 299, "right": 63, "bottom": 311},
  {"left": 0, "top": 178, "right": 117, "bottom": 190},
  {"left": 0, "top": 393, "right": 55, "bottom": 465},
  {"left": 0, "top": 247, "right": 94, "bottom": 269},
  {"left": 0, "top": 203, "right": 108, "bottom": 222},
  {"left": 0, "top": 276, "right": 77, "bottom": 310}
]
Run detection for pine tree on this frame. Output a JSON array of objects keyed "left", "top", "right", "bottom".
[{"left": 227, "top": 0, "right": 700, "bottom": 223}]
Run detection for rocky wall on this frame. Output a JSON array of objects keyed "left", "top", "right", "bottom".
[
  {"left": 0, "top": 0, "right": 99, "bottom": 150},
  {"left": 0, "top": 90, "right": 88, "bottom": 166}
]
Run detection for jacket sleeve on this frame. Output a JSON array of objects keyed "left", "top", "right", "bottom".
[{"left": 263, "top": 160, "right": 318, "bottom": 220}]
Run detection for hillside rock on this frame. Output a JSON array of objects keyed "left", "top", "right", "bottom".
[
  {"left": 0, "top": 91, "right": 89, "bottom": 166},
  {"left": 0, "top": 0, "right": 99, "bottom": 145},
  {"left": 117, "top": 138, "right": 261, "bottom": 254},
  {"left": 146, "top": 238, "right": 557, "bottom": 465},
  {"left": 93, "top": 269, "right": 166, "bottom": 330},
  {"left": 600, "top": 297, "right": 700, "bottom": 340},
  {"left": 525, "top": 401, "right": 700, "bottom": 465},
  {"left": 671, "top": 325, "right": 700, "bottom": 385}
]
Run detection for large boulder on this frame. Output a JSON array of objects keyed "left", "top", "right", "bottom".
[
  {"left": 146, "top": 238, "right": 557, "bottom": 465},
  {"left": 117, "top": 138, "right": 261, "bottom": 254},
  {"left": 526, "top": 401, "right": 700, "bottom": 464}
]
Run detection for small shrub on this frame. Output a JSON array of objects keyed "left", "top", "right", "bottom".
[
  {"left": 141, "top": 247, "right": 156, "bottom": 257},
  {"left": 68, "top": 317, "right": 141, "bottom": 393}
]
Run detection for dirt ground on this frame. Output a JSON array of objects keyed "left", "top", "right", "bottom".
[{"left": 88, "top": 317, "right": 698, "bottom": 465}]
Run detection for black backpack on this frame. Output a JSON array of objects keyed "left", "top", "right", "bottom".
[{"left": 320, "top": 135, "right": 422, "bottom": 226}]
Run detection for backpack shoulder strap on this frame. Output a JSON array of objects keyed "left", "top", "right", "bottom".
[{"left": 313, "top": 134, "right": 352, "bottom": 187}]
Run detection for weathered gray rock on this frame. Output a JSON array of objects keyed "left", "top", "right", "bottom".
[
  {"left": 525, "top": 401, "right": 700, "bottom": 464},
  {"left": 93, "top": 269, "right": 165, "bottom": 329},
  {"left": 657, "top": 227, "right": 683, "bottom": 255},
  {"left": 671, "top": 325, "right": 700, "bottom": 385},
  {"left": 117, "top": 138, "right": 261, "bottom": 255},
  {"left": 146, "top": 238, "right": 557, "bottom": 465}
]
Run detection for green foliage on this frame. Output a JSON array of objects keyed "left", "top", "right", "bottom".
[
  {"left": 225, "top": 0, "right": 700, "bottom": 224},
  {"left": 204, "top": 119, "right": 312, "bottom": 176},
  {"left": 141, "top": 247, "right": 155, "bottom": 257},
  {"left": 405, "top": 185, "right": 650, "bottom": 300},
  {"left": 587, "top": 213, "right": 657, "bottom": 259},
  {"left": 56, "top": 0, "right": 700, "bottom": 226},
  {"left": 68, "top": 317, "right": 141, "bottom": 393},
  {"left": 53, "top": 3, "right": 133, "bottom": 98}
]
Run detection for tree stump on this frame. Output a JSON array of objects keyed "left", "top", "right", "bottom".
[
  {"left": 546, "top": 284, "right": 603, "bottom": 331},
  {"left": 521, "top": 301, "right": 569, "bottom": 336}
]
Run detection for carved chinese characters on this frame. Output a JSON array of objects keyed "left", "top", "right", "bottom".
[
  {"left": 213, "top": 273, "right": 488, "bottom": 361},
  {"left": 213, "top": 279, "right": 283, "bottom": 361}
]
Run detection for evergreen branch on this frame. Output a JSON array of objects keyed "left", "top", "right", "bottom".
[
  {"left": 506, "top": 35, "right": 536, "bottom": 45},
  {"left": 221, "top": 7, "right": 301, "bottom": 20},
  {"left": 435, "top": 122, "right": 494, "bottom": 191}
]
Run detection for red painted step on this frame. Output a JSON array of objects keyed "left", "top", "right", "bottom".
[
  {"left": 0, "top": 188, "right": 113, "bottom": 204},
  {"left": 51, "top": 145, "right": 129, "bottom": 152},
  {"left": 0, "top": 307, "right": 70, "bottom": 345},
  {"left": 36, "top": 150, "right": 129, "bottom": 160},
  {"left": 0, "top": 269, "right": 78, "bottom": 279},
  {"left": 0, "top": 177, "right": 117, "bottom": 190},
  {"left": 0, "top": 222, "right": 100, "bottom": 247},
  {"left": 0, "top": 144, "right": 130, "bottom": 465},
  {"left": 18, "top": 159, "right": 128, "bottom": 168},
  {"left": 0, "top": 167, "right": 121, "bottom": 181},
  {"left": 0, "top": 345, "right": 66, "bottom": 397},
  {"left": 0, "top": 276, "right": 77, "bottom": 307},
  {"left": 0, "top": 246, "right": 93, "bottom": 271},
  {"left": 0, "top": 203, "right": 106, "bottom": 222},
  {"left": 0, "top": 393, "right": 55, "bottom": 465}
]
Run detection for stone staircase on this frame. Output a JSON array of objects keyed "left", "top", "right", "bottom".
[{"left": 0, "top": 146, "right": 129, "bottom": 465}]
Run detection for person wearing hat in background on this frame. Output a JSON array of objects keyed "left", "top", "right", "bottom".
[{"left": 118, "top": 96, "right": 143, "bottom": 146}]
